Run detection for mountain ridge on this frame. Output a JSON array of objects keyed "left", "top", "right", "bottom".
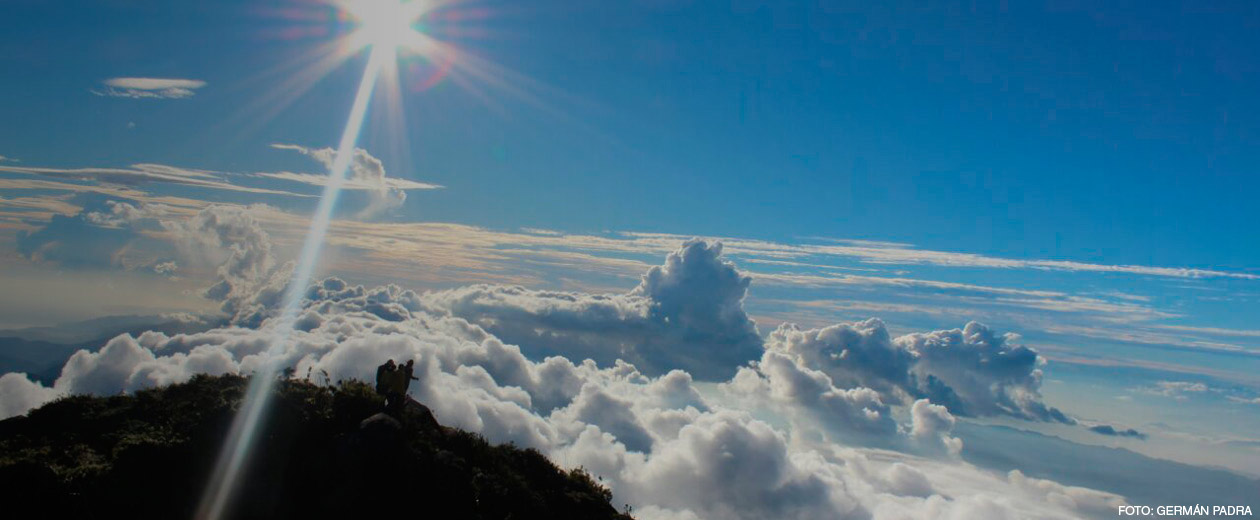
[{"left": 0, "top": 373, "right": 634, "bottom": 519}]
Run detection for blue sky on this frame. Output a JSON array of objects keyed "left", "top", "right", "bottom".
[
  {"left": 0, "top": 0, "right": 1258, "bottom": 511},
  {"left": 6, "top": 1, "right": 1260, "bottom": 268}
]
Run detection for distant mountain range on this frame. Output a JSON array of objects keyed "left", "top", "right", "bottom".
[{"left": 0, "top": 313, "right": 223, "bottom": 383}]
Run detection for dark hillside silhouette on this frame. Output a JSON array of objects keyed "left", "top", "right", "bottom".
[{"left": 0, "top": 374, "right": 634, "bottom": 519}]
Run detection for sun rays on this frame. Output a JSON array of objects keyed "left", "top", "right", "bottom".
[{"left": 196, "top": 2, "right": 430, "bottom": 519}]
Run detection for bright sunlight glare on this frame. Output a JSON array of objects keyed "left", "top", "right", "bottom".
[
  {"left": 343, "top": 0, "right": 429, "bottom": 56},
  {"left": 195, "top": 2, "right": 432, "bottom": 519}
]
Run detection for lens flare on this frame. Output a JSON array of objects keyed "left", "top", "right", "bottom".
[
  {"left": 194, "top": 2, "right": 428, "bottom": 518},
  {"left": 197, "top": 2, "right": 567, "bottom": 515},
  {"left": 195, "top": 44, "right": 388, "bottom": 520}
]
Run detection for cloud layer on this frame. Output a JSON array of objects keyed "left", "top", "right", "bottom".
[
  {"left": 0, "top": 286, "right": 1119, "bottom": 520},
  {"left": 96, "top": 77, "right": 207, "bottom": 99},
  {"left": 0, "top": 163, "right": 305, "bottom": 196},
  {"left": 5, "top": 196, "right": 1084, "bottom": 429},
  {"left": 0, "top": 237, "right": 1135, "bottom": 519}
]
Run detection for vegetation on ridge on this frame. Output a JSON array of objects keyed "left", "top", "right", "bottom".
[{"left": 0, "top": 373, "right": 634, "bottom": 519}]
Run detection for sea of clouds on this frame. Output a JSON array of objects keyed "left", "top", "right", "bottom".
[{"left": 0, "top": 204, "right": 1128, "bottom": 519}]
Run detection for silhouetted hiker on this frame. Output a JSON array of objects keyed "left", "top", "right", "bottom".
[
  {"left": 375, "top": 359, "right": 397, "bottom": 396},
  {"left": 400, "top": 359, "right": 418, "bottom": 393},
  {"left": 384, "top": 363, "right": 407, "bottom": 413}
]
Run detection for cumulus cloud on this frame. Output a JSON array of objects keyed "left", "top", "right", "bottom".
[
  {"left": 16, "top": 199, "right": 293, "bottom": 324},
  {"left": 159, "top": 204, "right": 292, "bottom": 325},
  {"left": 0, "top": 372, "right": 61, "bottom": 418},
  {"left": 900, "top": 323, "right": 1071, "bottom": 423},
  {"left": 909, "top": 399, "right": 964, "bottom": 455},
  {"left": 766, "top": 319, "right": 913, "bottom": 399},
  {"left": 84, "top": 200, "right": 159, "bottom": 227},
  {"left": 418, "top": 239, "right": 763, "bottom": 380},
  {"left": 588, "top": 411, "right": 867, "bottom": 519},
  {"left": 13, "top": 200, "right": 287, "bottom": 311},
  {"left": 269, "top": 144, "right": 440, "bottom": 218},
  {"left": 95, "top": 77, "right": 207, "bottom": 99},
  {"left": 767, "top": 319, "right": 1072, "bottom": 423},
  {"left": 152, "top": 260, "right": 179, "bottom": 277},
  {"left": 724, "top": 350, "right": 899, "bottom": 441}
]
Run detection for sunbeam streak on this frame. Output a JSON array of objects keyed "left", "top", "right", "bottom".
[
  {"left": 195, "top": 44, "right": 391, "bottom": 520},
  {"left": 196, "top": 2, "right": 534, "bottom": 516}
]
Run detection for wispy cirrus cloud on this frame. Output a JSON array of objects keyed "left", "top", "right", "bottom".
[
  {"left": 1139, "top": 380, "right": 1212, "bottom": 400},
  {"left": 2, "top": 156, "right": 1258, "bottom": 370},
  {"left": 0, "top": 163, "right": 306, "bottom": 197},
  {"left": 1154, "top": 324, "right": 1260, "bottom": 338},
  {"left": 3, "top": 157, "right": 1252, "bottom": 282},
  {"left": 94, "top": 77, "right": 207, "bottom": 99},
  {"left": 248, "top": 170, "right": 440, "bottom": 192},
  {"left": 2, "top": 185, "right": 1259, "bottom": 371},
  {"left": 621, "top": 232, "right": 1260, "bottom": 281}
]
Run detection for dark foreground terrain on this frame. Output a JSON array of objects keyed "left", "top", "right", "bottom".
[{"left": 0, "top": 374, "right": 634, "bottom": 519}]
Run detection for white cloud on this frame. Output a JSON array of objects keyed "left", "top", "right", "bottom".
[
  {"left": 724, "top": 350, "right": 899, "bottom": 441},
  {"left": 0, "top": 372, "right": 60, "bottom": 418},
  {"left": 909, "top": 399, "right": 963, "bottom": 455},
  {"left": 12, "top": 200, "right": 291, "bottom": 323},
  {"left": 1006, "top": 470, "right": 1128, "bottom": 518},
  {"left": 766, "top": 319, "right": 1073, "bottom": 423},
  {"left": 898, "top": 323, "right": 1072, "bottom": 423},
  {"left": 152, "top": 260, "right": 178, "bottom": 277},
  {"left": 160, "top": 204, "right": 286, "bottom": 324},
  {"left": 417, "top": 239, "right": 764, "bottom": 380},
  {"left": 1157, "top": 381, "right": 1208, "bottom": 393},
  {"left": 268, "top": 143, "right": 441, "bottom": 218},
  {"left": 1140, "top": 380, "right": 1212, "bottom": 400},
  {"left": 96, "top": 77, "right": 207, "bottom": 99}
]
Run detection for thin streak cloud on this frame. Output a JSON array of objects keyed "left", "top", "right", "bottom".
[
  {"left": 0, "top": 163, "right": 309, "bottom": 197},
  {"left": 95, "top": 77, "right": 207, "bottom": 99}
]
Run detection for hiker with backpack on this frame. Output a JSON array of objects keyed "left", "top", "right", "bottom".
[{"left": 375, "top": 359, "right": 396, "bottom": 396}]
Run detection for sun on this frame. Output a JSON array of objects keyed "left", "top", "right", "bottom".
[{"left": 341, "top": 0, "right": 429, "bottom": 55}]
